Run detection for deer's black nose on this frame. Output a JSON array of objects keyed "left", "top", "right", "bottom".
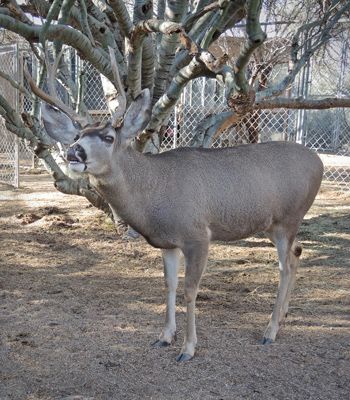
[{"left": 67, "top": 144, "right": 87, "bottom": 162}]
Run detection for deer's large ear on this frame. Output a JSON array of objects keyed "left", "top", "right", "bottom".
[
  {"left": 41, "top": 103, "right": 81, "bottom": 145},
  {"left": 119, "top": 89, "right": 151, "bottom": 143}
]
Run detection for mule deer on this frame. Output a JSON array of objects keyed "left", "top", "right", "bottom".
[{"left": 42, "top": 89, "right": 323, "bottom": 362}]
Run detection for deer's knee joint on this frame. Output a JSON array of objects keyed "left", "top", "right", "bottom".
[{"left": 184, "top": 285, "right": 197, "bottom": 304}]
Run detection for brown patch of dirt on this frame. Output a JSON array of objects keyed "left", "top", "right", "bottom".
[
  {"left": 16, "top": 207, "right": 73, "bottom": 227},
  {"left": 0, "top": 175, "right": 349, "bottom": 400}
]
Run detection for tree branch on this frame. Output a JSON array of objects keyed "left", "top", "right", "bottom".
[
  {"left": 55, "top": 0, "right": 76, "bottom": 54},
  {"left": 79, "top": 0, "right": 96, "bottom": 46},
  {"left": 108, "top": 0, "right": 133, "bottom": 37},
  {"left": 75, "top": 70, "right": 86, "bottom": 115},
  {"left": 152, "top": 0, "right": 188, "bottom": 104},
  {"left": 32, "top": 60, "right": 47, "bottom": 119},
  {"left": 0, "top": 68, "right": 32, "bottom": 98},
  {"left": 233, "top": 0, "right": 266, "bottom": 95},
  {"left": 184, "top": 0, "right": 224, "bottom": 31},
  {"left": 255, "top": 97, "right": 350, "bottom": 110},
  {"left": 144, "top": 54, "right": 216, "bottom": 137},
  {"left": 40, "top": 0, "right": 63, "bottom": 46},
  {"left": 2, "top": 0, "right": 33, "bottom": 25},
  {"left": 192, "top": 94, "right": 350, "bottom": 149},
  {"left": 108, "top": 46, "right": 127, "bottom": 125},
  {"left": 200, "top": 1, "right": 231, "bottom": 49},
  {"left": 190, "top": 110, "right": 239, "bottom": 148},
  {"left": 133, "top": 1, "right": 155, "bottom": 94},
  {"left": 128, "top": 19, "right": 199, "bottom": 98},
  {"left": 89, "top": 0, "right": 117, "bottom": 23},
  {"left": 0, "top": 14, "right": 115, "bottom": 83}
]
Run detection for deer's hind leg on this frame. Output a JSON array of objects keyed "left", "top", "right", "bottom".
[
  {"left": 282, "top": 240, "right": 302, "bottom": 318},
  {"left": 263, "top": 225, "right": 301, "bottom": 344}
]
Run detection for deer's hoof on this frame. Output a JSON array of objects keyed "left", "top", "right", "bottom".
[
  {"left": 151, "top": 339, "right": 171, "bottom": 348},
  {"left": 261, "top": 337, "right": 274, "bottom": 345},
  {"left": 176, "top": 353, "right": 193, "bottom": 362}
]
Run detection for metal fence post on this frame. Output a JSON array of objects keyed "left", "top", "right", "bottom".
[
  {"left": 173, "top": 104, "right": 178, "bottom": 149},
  {"left": 14, "top": 43, "right": 19, "bottom": 188}
]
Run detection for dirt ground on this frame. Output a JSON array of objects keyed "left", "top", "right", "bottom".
[{"left": 0, "top": 174, "right": 349, "bottom": 400}]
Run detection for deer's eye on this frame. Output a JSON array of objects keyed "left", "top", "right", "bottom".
[
  {"left": 103, "top": 135, "right": 114, "bottom": 144},
  {"left": 74, "top": 135, "right": 80, "bottom": 141}
]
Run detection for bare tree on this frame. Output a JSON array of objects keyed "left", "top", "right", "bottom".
[{"left": 0, "top": 0, "right": 349, "bottom": 212}]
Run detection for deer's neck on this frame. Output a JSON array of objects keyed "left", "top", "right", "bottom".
[{"left": 89, "top": 147, "right": 156, "bottom": 230}]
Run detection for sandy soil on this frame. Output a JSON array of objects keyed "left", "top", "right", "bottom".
[{"left": 0, "top": 174, "right": 349, "bottom": 400}]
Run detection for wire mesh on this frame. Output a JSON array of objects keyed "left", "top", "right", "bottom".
[
  {"left": 81, "top": 59, "right": 110, "bottom": 122},
  {"left": 297, "top": 34, "right": 350, "bottom": 189},
  {"left": 0, "top": 44, "right": 19, "bottom": 187},
  {"left": 164, "top": 86, "right": 297, "bottom": 149}
]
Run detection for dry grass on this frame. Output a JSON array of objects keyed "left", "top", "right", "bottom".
[{"left": 0, "top": 175, "right": 349, "bottom": 400}]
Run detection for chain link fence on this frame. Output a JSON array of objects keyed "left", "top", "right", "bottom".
[
  {"left": 162, "top": 79, "right": 297, "bottom": 150},
  {"left": 0, "top": 44, "right": 19, "bottom": 187},
  {"left": 0, "top": 43, "right": 35, "bottom": 187},
  {"left": 0, "top": 37, "right": 349, "bottom": 190},
  {"left": 301, "top": 33, "right": 350, "bottom": 188}
]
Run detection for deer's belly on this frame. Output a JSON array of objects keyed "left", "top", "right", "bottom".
[{"left": 208, "top": 215, "right": 273, "bottom": 242}]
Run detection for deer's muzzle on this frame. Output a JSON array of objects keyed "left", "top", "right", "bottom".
[
  {"left": 66, "top": 145, "right": 87, "bottom": 173},
  {"left": 67, "top": 144, "right": 87, "bottom": 163}
]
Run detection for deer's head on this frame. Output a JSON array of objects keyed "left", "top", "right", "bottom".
[{"left": 42, "top": 89, "right": 151, "bottom": 177}]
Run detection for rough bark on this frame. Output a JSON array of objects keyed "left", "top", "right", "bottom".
[
  {"left": 255, "top": 97, "right": 350, "bottom": 110},
  {"left": 152, "top": 0, "right": 188, "bottom": 105}
]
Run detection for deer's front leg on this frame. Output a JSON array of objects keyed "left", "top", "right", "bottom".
[
  {"left": 176, "top": 240, "right": 209, "bottom": 362},
  {"left": 152, "top": 248, "right": 181, "bottom": 347}
]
